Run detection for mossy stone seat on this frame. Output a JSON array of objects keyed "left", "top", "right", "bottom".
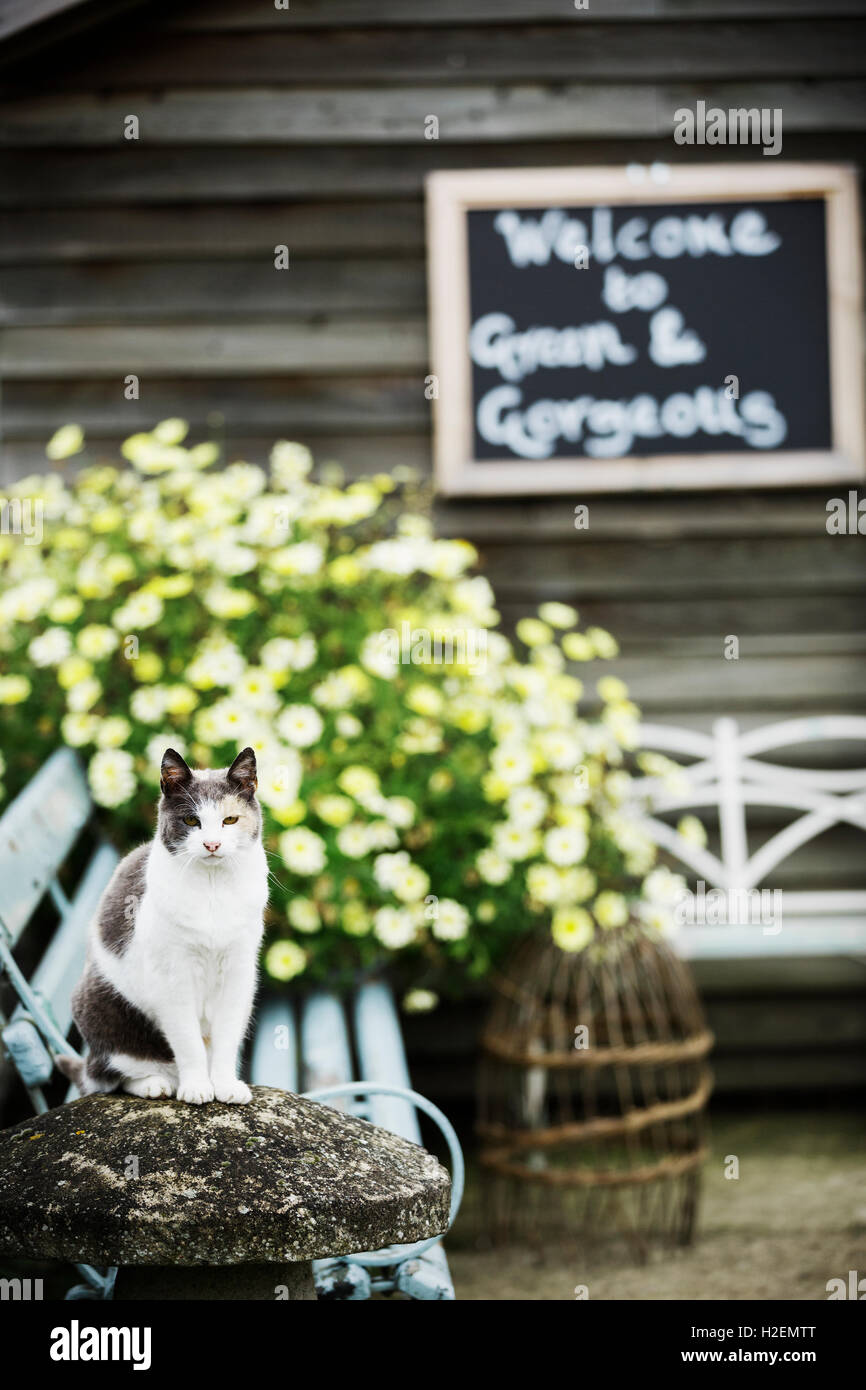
[{"left": 0, "top": 1084, "right": 451, "bottom": 1300}]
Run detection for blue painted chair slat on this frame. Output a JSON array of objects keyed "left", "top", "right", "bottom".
[
  {"left": 300, "top": 991, "right": 355, "bottom": 1109},
  {"left": 353, "top": 982, "right": 457, "bottom": 1300},
  {"left": 248, "top": 996, "right": 298, "bottom": 1092},
  {"left": 353, "top": 981, "right": 420, "bottom": 1142},
  {"left": 0, "top": 749, "right": 92, "bottom": 947},
  {"left": 14, "top": 842, "right": 118, "bottom": 1041}
]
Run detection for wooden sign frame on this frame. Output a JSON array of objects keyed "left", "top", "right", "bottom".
[{"left": 425, "top": 163, "right": 864, "bottom": 496}]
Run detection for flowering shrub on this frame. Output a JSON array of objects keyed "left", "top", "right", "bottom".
[{"left": 0, "top": 423, "right": 683, "bottom": 1002}]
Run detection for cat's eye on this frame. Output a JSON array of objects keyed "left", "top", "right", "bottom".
[
  {"left": 182, "top": 815, "right": 200, "bottom": 827},
  {"left": 222, "top": 815, "right": 239, "bottom": 825}
]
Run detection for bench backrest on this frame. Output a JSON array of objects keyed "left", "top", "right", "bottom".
[
  {"left": 0, "top": 749, "right": 118, "bottom": 1112},
  {"left": 635, "top": 715, "right": 866, "bottom": 958}
]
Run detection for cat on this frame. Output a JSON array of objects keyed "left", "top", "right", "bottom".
[{"left": 58, "top": 746, "right": 268, "bottom": 1105}]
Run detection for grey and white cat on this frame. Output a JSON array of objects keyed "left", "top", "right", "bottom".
[{"left": 59, "top": 747, "right": 268, "bottom": 1105}]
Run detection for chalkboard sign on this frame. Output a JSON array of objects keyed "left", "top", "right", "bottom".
[{"left": 426, "top": 165, "right": 864, "bottom": 496}]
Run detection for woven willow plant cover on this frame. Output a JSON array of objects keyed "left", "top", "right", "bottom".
[{"left": 477, "top": 927, "right": 713, "bottom": 1261}]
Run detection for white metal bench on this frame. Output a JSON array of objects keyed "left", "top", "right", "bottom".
[
  {"left": 634, "top": 716, "right": 866, "bottom": 966},
  {"left": 0, "top": 749, "right": 462, "bottom": 1300}
]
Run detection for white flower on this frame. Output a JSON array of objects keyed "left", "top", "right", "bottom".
[
  {"left": 66, "top": 677, "right": 101, "bottom": 712},
  {"left": 111, "top": 590, "right": 164, "bottom": 631},
  {"left": 28, "top": 627, "right": 72, "bottom": 667},
  {"left": 492, "top": 823, "right": 539, "bottom": 862},
  {"left": 336, "top": 823, "right": 372, "bottom": 859},
  {"left": 373, "top": 906, "right": 417, "bottom": 949},
  {"left": 288, "top": 635, "right": 317, "bottom": 671},
  {"left": 536, "top": 728, "right": 582, "bottom": 772},
  {"left": 88, "top": 748, "right": 136, "bottom": 808},
  {"left": 271, "top": 440, "right": 313, "bottom": 482},
  {"left": 383, "top": 796, "right": 415, "bottom": 829},
  {"left": 506, "top": 785, "right": 548, "bottom": 829},
  {"left": 288, "top": 898, "right": 321, "bottom": 933},
  {"left": 145, "top": 732, "right": 187, "bottom": 772},
  {"left": 61, "top": 713, "right": 99, "bottom": 747},
  {"left": 234, "top": 668, "right": 278, "bottom": 714},
  {"left": 538, "top": 601, "right": 578, "bottom": 628},
  {"left": 543, "top": 825, "right": 588, "bottom": 867},
  {"left": 131, "top": 687, "right": 168, "bottom": 724},
  {"left": 259, "top": 637, "right": 297, "bottom": 673},
  {"left": 476, "top": 849, "right": 512, "bottom": 885},
  {"left": 270, "top": 541, "right": 324, "bottom": 577},
  {"left": 188, "top": 640, "right": 245, "bottom": 690},
  {"left": 312, "top": 671, "right": 355, "bottom": 709},
  {"left": 391, "top": 862, "right": 430, "bottom": 903},
  {"left": 77, "top": 624, "right": 119, "bottom": 660},
  {"left": 526, "top": 863, "right": 563, "bottom": 906},
  {"left": 639, "top": 900, "right": 677, "bottom": 936},
  {"left": 366, "top": 820, "right": 399, "bottom": 850},
  {"left": 643, "top": 866, "right": 688, "bottom": 906},
  {"left": 402, "top": 989, "right": 438, "bottom": 1014},
  {"left": 336, "top": 712, "right": 363, "bottom": 738},
  {"left": 279, "top": 827, "right": 327, "bottom": 876},
  {"left": 491, "top": 742, "right": 533, "bottom": 785},
  {"left": 257, "top": 752, "right": 303, "bottom": 809},
  {"left": 431, "top": 899, "right": 469, "bottom": 942},
  {"left": 277, "top": 704, "right": 324, "bottom": 748},
  {"left": 95, "top": 716, "right": 131, "bottom": 749},
  {"left": 361, "top": 631, "right": 399, "bottom": 681},
  {"left": 373, "top": 851, "right": 410, "bottom": 891}
]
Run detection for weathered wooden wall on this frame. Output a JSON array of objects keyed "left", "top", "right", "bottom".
[{"left": 1, "top": 0, "right": 865, "bottom": 834}]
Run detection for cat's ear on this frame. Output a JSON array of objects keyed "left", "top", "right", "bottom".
[
  {"left": 228, "top": 746, "right": 257, "bottom": 798},
  {"left": 160, "top": 748, "right": 193, "bottom": 796}
]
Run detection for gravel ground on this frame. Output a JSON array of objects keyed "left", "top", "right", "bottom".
[{"left": 446, "top": 1109, "right": 866, "bottom": 1301}]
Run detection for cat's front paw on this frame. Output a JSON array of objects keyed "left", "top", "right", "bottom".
[
  {"left": 212, "top": 1078, "right": 252, "bottom": 1105},
  {"left": 176, "top": 1077, "right": 215, "bottom": 1105}
]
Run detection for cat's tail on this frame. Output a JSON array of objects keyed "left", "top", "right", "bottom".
[
  {"left": 56, "top": 1054, "right": 89, "bottom": 1092},
  {"left": 57, "top": 1053, "right": 119, "bottom": 1095}
]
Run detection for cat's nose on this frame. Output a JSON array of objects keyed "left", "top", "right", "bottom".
[{"left": 203, "top": 840, "right": 221, "bottom": 854}]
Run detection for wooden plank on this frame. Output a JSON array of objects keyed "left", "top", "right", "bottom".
[
  {"left": 0, "top": 748, "right": 91, "bottom": 947},
  {"left": 498, "top": 596, "right": 866, "bottom": 640},
  {"left": 5, "top": 135, "right": 865, "bottom": 207},
  {"left": 435, "top": 494, "right": 843, "bottom": 542},
  {"left": 0, "top": 201, "right": 424, "bottom": 259},
  {"left": 2, "top": 375, "right": 428, "bottom": 435},
  {"left": 299, "top": 991, "right": 353, "bottom": 1108},
  {"left": 0, "top": 257, "right": 426, "bottom": 325},
  {"left": 479, "top": 537, "right": 866, "bottom": 601},
  {"left": 2, "top": 81, "right": 865, "bottom": 146},
  {"left": 704, "top": 997, "right": 866, "bottom": 1049},
  {"left": 249, "top": 997, "right": 298, "bottom": 1092},
  {"left": 0, "top": 0, "right": 89, "bottom": 43},
  {"left": 165, "top": 0, "right": 866, "bottom": 30},
  {"left": 353, "top": 982, "right": 420, "bottom": 1143},
  {"left": 0, "top": 319, "right": 429, "bottom": 376},
  {"left": 691, "top": 955, "right": 866, "bottom": 993},
  {"left": 0, "top": 432, "right": 432, "bottom": 481},
  {"left": 587, "top": 651, "right": 866, "bottom": 713},
  {"left": 26, "top": 22, "right": 866, "bottom": 89},
  {"left": 18, "top": 842, "right": 118, "bottom": 1037},
  {"left": 708, "top": 1052, "right": 866, "bottom": 1091}
]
